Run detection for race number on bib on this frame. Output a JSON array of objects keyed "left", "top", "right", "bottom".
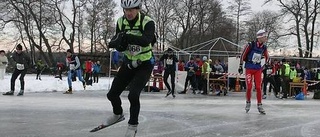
[
  {"left": 16, "top": 63, "right": 25, "bottom": 70},
  {"left": 69, "top": 64, "right": 75, "bottom": 70},
  {"left": 128, "top": 45, "right": 142, "bottom": 56},
  {"left": 166, "top": 59, "right": 173, "bottom": 65},
  {"left": 251, "top": 53, "right": 262, "bottom": 64},
  {"left": 266, "top": 69, "right": 272, "bottom": 75}
]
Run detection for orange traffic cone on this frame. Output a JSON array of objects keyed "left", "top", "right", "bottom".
[
  {"left": 302, "top": 77, "right": 307, "bottom": 96},
  {"left": 235, "top": 74, "right": 240, "bottom": 92}
]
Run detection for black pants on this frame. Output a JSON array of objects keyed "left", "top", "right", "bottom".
[
  {"left": 273, "top": 75, "right": 281, "bottom": 95},
  {"left": 36, "top": 69, "right": 42, "bottom": 79},
  {"left": 107, "top": 61, "right": 153, "bottom": 125},
  {"left": 57, "top": 70, "right": 62, "bottom": 80},
  {"left": 184, "top": 75, "right": 196, "bottom": 92},
  {"left": 11, "top": 69, "right": 27, "bottom": 92},
  {"left": 163, "top": 70, "right": 175, "bottom": 94},
  {"left": 93, "top": 72, "right": 99, "bottom": 83},
  {"left": 262, "top": 75, "right": 277, "bottom": 95},
  {"left": 84, "top": 72, "right": 92, "bottom": 82},
  {"left": 195, "top": 75, "right": 202, "bottom": 91},
  {"left": 281, "top": 76, "right": 290, "bottom": 97},
  {"left": 202, "top": 76, "right": 208, "bottom": 94}
]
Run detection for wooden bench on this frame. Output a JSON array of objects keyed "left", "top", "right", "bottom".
[
  {"left": 209, "top": 75, "right": 228, "bottom": 93},
  {"left": 209, "top": 74, "right": 227, "bottom": 85},
  {"left": 289, "top": 82, "right": 307, "bottom": 96}
]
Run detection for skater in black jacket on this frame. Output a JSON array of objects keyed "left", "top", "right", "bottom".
[
  {"left": 3, "top": 44, "right": 31, "bottom": 96},
  {"left": 160, "top": 48, "right": 178, "bottom": 98}
]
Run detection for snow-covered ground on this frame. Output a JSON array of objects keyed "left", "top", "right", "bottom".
[
  {"left": 0, "top": 72, "right": 190, "bottom": 93},
  {"left": 0, "top": 73, "right": 114, "bottom": 93}
]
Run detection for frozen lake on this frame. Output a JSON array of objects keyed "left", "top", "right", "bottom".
[{"left": 1, "top": 89, "right": 320, "bottom": 137}]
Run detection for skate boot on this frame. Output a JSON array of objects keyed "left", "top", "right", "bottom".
[
  {"left": 245, "top": 101, "right": 251, "bottom": 113},
  {"left": 125, "top": 124, "right": 137, "bottom": 137},
  {"left": 90, "top": 114, "right": 125, "bottom": 132},
  {"left": 3, "top": 91, "right": 14, "bottom": 96},
  {"left": 83, "top": 81, "right": 86, "bottom": 90},
  {"left": 165, "top": 90, "right": 171, "bottom": 97},
  {"left": 262, "top": 94, "right": 267, "bottom": 99},
  {"left": 103, "top": 114, "right": 125, "bottom": 126},
  {"left": 257, "top": 103, "right": 266, "bottom": 115},
  {"left": 63, "top": 87, "right": 72, "bottom": 94},
  {"left": 172, "top": 94, "right": 176, "bottom": 98},
  {"left": 17, "top": 90, "right": 24, "bottom": 96}
]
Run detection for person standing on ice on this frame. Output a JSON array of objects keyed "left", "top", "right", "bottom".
[
  {"left": 160, "top": 48, "right": 178, "bottom": 98},
  {"left": 63, "top": 49, "right": 86, "bottom": 94},
  {"left": 90, "top": 0, "right": 156, "bottom": 136},
  {"left": 0, "top": 50, "right": 8, "bottom": 80},
  {"left": 238, "top": 29, "right": 269, "bottom": 115},
  {"left": 3, "top": 44, "right": 30, "bottom": 96}
]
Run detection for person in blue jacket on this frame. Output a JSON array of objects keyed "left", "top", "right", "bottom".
[
  {"left": 93, "top": 61, "right": 101, "bottom": 83},
  {"left": 179, "top": 57, "right": 198, "bottom": 94}
]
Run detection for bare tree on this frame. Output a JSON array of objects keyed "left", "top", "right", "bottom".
[
  {"left": 265, "top": 0, "right": 320, "bottom": 57},
  {"left": 227, "top": 0, "right": 251, "bottom": 44},
  {"left": 53, "top": 0, "right": 86, "bottom": 53},
  {"left": 244, "top": 10, "right": 282, "bottom": 48},
  {"left": 84, "top": 0, "right": 116, "bottom": 53},
  {"left": 144, "top": 0, "right": 176, "bottom": 51},
  {"left": 0, "top": 0, "right": 59, "bottom": 66}
]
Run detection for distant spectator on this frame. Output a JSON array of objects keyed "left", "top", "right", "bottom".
[
  {"left": 93, "top": 61, "right": 101, "bottom": 83},
  {"left": 195, "top": 55, "right": 203, "bottom": 92},
  {"left": 84, "top": 58, "right": 93, "bottom": 84},
  {"left": 179, "top": 57, "right": 198, "bottom": 94},
  {"left": 56, "top": 62, "right": 64, "bottom": 80},
  {"left": 35, "top": 58, "right": 46, "bottom": 80},
  {"left": 213, "top": 59, "right": 224, "bottom": 73},
  {"left": 0, "top": 50, "right": 8, "bottom": 80},
  {"left": 177, "top": 60, "right": 185, "bottom": 71}
]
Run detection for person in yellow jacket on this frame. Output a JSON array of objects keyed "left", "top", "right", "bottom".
[
  {"left": 280, "top": 58, "right": 291, "bottom": 99},
  {"left": 90, "top": 0, "right": 156, "bottom": 136},
  {"left": 201, "top": 57, "right": 211, "bottom": 95}
]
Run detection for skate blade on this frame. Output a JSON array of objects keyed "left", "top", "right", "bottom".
[
  {"left": 259, "top": 112, "right": 266, "bottom": 115},
  {"left": 90, "top": 117, "right": 125, "bottom": 132}
]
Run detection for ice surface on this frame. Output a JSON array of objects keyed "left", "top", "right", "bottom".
[{"left": 1, "top": 74, "right": 320, "bottom": 137}]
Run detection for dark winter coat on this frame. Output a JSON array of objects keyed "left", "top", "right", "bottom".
[{"left": 11, "top": 51, "right": 31, "bottom": 70}]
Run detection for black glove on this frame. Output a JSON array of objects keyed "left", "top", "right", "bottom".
[
  {"left": 238, "top": 64, "right": 243, "bottom": 74},
  {"left": 109, "top": 32, "right": 128, "bottom": 52}
]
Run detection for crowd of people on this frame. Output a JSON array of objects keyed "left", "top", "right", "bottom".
[
  {"left": 0, "top": 45, "right": 102, "bottom": 95},
  {"left": 152, "top": 50, "right": 229, "bottom": 97}
]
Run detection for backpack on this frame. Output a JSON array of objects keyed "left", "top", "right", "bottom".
[{"left": 121, "top": 14, "right": 158, "bottom": 46}]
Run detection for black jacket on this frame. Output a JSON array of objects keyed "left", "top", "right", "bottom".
[{"left": 11, "top": 51, "right": 31, "bottom": 69}]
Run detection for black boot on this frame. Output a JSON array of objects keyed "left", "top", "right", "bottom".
[
  {"left": 3, "top": 91, "right": 14, "bottom": 95},
  {"left": 17, "top": 90, "right": 24, "bottom": 96},
  {"left": 63, "top": 87, "right": 72, "bottom": 94}
]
